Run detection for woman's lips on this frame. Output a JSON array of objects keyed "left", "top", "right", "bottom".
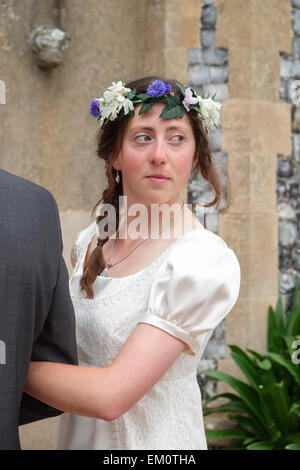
[{"left": 146, "top": 176, "right": 170, "bottom": 184}]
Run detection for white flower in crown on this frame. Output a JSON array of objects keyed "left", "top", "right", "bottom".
[
  {"left": 99, "top": 80, "right": 134, "bottom": 125},
  {"left": 197, "top": 96, "right": 222, "bottom": 129}
]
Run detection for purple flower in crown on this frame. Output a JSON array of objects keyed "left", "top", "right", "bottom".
[
  {"left": 90, "top": 99, "right": 101, "bottom": 118},
  {"left": 147, "top": 80, "right": 171, "bottom": 98}
]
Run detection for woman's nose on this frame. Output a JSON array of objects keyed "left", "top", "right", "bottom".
[{"left": 149, "top": 140, "right": 167, "bottom": 164}]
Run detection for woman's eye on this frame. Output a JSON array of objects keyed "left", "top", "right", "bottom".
[
  {"left": 135, "top": 135, "right": 151, "bottom": 142},
  {"left": 171, "top": 135, "right": 184, "bottom": 143}
]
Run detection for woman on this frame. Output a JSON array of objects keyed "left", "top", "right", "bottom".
[{"left": 24, "top": 77, "right": 241, "bottom": 450}]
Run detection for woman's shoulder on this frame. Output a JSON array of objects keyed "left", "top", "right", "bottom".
[
  {"left": 164, "top": 227, "right": 240, "bottom": 275},
  {"left": 171, "top": 206, "right": 230, "bottom": 253},
  {"left": 175, "top": 227, "right": 231, "bottom": 253}
]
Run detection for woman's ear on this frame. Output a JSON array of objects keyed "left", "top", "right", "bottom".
[
  {"left": 192, "top": 154, "right": 198, "bottom": 169},
  {"left": 112, "top": 155, "right": 121, "bottom": 171}
]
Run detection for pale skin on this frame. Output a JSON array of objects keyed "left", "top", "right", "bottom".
[{"left": 24, "top": 102, "right": 204, "bottom": 422}]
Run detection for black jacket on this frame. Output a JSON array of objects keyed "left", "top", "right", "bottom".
[{"left": 0, "top": 169, "right": 78, "bottom": 449}]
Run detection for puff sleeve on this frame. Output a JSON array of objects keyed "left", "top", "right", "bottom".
[{"left": 137, "top": 235, "right": 241, "bottom": 357}]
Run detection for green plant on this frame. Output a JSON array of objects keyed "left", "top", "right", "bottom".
[{"left": 201, "top": 278, "right": 300, "bottom": 450}]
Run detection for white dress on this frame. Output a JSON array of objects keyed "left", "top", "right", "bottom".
[{"left": 57, "top": 220, "right": 241, "bottom": 450}]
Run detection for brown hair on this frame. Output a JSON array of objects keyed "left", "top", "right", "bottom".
[{"left": 80, "top": 76, "right": 233, "bottom": 299}]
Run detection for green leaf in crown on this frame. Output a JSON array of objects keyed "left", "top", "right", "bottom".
[{"left": 159, "top": 94, "right": 186, "bottom": 119}]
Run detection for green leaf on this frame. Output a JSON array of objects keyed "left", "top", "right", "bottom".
[
  {"left": 175, "top": 81, "right": 186, "bottom": 97},
  {"left": 289, "top": 401, "right": 300, "bottom": 418},
  {"left": 289, "top": 432, "right": 300, "bottom": 443},
  {"left": 285, "top": 443, "right": 300, "bottom": 450},
  {"left": 205, "top": 429, "right": 250, "bottom": 441},
  {"left": 260, "top": 381, "right": 291, "bottom": 435},
  {"left": 229, "top": 344, "right": 265, "bottom": 390},
  {"left": 268, "top": 306, "right": 286, "bottom": 354},
  {"left": 246, "top": 348, "right": 266, "bottom": 362},
  {"left": 245, "top": 349, "right": 277, "bottom": 382},
  {"left": 135, "top": 93, "right": 150, "bottom": 101},
  {"left": 225, "top": 413, "right": 262, "bottom": 436},
  {"left": 287, "top": 404, "right": 300, "bottom": 433},
  {"left": 256, "top": 386, "right": 281, "bottom": 441},
  {"left": 202, "top": 392, "right": 241, "bottom": 407},
  {"left": 257, "top": 358, "right": 272, "bottom": 370},
  {"left": 126, "top": 89, "right": 137, "bottom": 100},
  {"left": 243, "top": 436, "right": 258, "bottom": 445},
  {"left": 200, "top": 369, "right": 268, "bottom": 430},
  {"left": 201, "top": 392, "right": 270, "bottom": 439},
  {"left": 131, "top": 98, "right": 144, "bottom": 105},
  {"left": 159, "top": 103, "right": 186, "bottom": 119},
  {"left": 211, "top": 402, "right": 271, "bottom": 440},
  {"left": 189, "top": 102, "right": 200, "bottom": 110},
  {"left": 166, "top": 94, "right": 182, "bottom": 106},
  {"left": 138, "top": 102, "right": 156, "bottom": 115},
  {"left": 275, "top": 294, "right": 286, "bottom": 333},
  {"left": 246, "top": 441, "right": 278, "bottom": 450}
]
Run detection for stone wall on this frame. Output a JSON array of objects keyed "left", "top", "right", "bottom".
[
  {"left": 0, "top": 0, "right": 294, "bottom": 451},
  {"left": 278, "top": 0, "right": 300, "bottom": 311},
  {"left": 189, "top": 1, "right": 293, "bottom": 449}
]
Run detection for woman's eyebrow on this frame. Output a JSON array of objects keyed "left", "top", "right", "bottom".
[
  {"left": 129, "top": 126, "right": 154, "bottom": 133},
  {"left": 129, "top": 125, "right": 189, "bottom": 133}
]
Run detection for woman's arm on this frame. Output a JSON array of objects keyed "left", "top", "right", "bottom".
[{"left": 24, "top": 322, "right": 186, "bottom": 422}]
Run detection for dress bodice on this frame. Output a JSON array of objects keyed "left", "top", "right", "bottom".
[{"left": 58, "top": 220, "right": 241, "bottom": 450}]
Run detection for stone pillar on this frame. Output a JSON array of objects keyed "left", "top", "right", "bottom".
[
  {"left": 216, "top": 0, "right": 292, "bottom": 388},
  {"left": 140, "top": 0, "right": 201, "bottom": 204}
]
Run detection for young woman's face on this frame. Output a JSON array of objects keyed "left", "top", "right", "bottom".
[{"left": 113, "top": 102, "right": 197, "bottom": 207}]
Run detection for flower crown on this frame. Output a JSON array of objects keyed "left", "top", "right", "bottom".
[{"left": 90, "top": 79, "right": 222, "bottom": 131}]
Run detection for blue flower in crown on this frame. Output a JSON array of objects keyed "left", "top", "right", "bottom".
[
  {"left": 146, "top": 80, "right": 172, "bottom": 98},
  {"left": 90, "top": 99, "right": 101, "bottom": 118}
]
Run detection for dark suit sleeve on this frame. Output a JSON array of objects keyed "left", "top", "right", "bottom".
[{"left": 19, "top": 194, "right": 78, "bottom": 426}]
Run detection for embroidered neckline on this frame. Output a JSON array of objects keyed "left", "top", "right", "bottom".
[
  {"left": 96, "top": 227, "right": 207, "bottom": 280},
  {"left": 70, "top": 223, "right": 228, "bottom": 303}
]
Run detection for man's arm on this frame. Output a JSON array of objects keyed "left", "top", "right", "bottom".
[{"left": 19, "top": 194, "right": 78, "bottom": 425}]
